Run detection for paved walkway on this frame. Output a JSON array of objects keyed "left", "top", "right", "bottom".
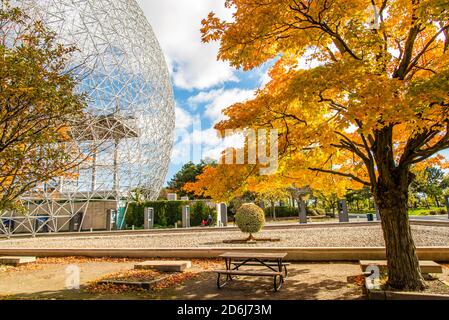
[
  {"left": 0, "top": 259, "right": 365, "bottom": 300},
  {"left": 0, "top": 224, "right": 447, "bottom": 248},
  {"left": 157, "top": 262, "right": 364, "bottom": 300},
  {"left": 348, "top": 214, "right": 449, "bottom": 222}
]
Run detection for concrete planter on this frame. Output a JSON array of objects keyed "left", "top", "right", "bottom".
[
  {"left": 99, "top": 275, "right": 170, "bottom": 290},
  {"left": 364, "top": 281, "right": 449, "bottom": 300}
]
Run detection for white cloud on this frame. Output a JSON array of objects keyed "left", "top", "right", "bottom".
[
  {"left": 259, "top": 69, "right": 272, "bottom": 88},
  {"left": 171, "top": 86, "right": 256, "bottom": 163},
  {"left": 136, "top": 0, "right": 237, "bottom": 90},
  {"left": 202, "top": 131, "right": 245, "bottom": 160},
  {"left": 175, "top": 106, "right": 193, "bottom": 130},
  {"left": 171, "top": 118, "right": 247, "bottom": 164},
  {"left": 188, "top": 87, "right": 256, "bottom": 123}
]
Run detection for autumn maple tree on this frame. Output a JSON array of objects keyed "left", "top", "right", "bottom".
[
  {"left": 247, "top": 176, "right": 289, "bottom": 219},
  {"left": 0, "top": 1, "right": 88, "bottom": 212},
  {"left": 199, "top": 0, "right": 449, "bottom": 290}
]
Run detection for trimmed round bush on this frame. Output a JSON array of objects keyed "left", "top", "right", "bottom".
[
  {"left": 235, "top": 203, "right": 265, "bottom": 238},
  {"left": 306, "top": 208, "right": 319, "bottom": 216}
]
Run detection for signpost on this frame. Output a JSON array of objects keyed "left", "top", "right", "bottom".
[
  {"left": 69, "top": 212, "right": 84, "bottom": 232},
  {"left": 167, "top": 193, "right": 178, "bottom": 201},
  {"left": 106, "top": 209, "right": 118, "bottom": 231},
  {"left": 217, "top": 203, "right": 228, "bottom": 227},
  {"left": 444, "top": 196, "right": 449, "bottom": 218},
  {"left": 182, "top": 205, "right": 190, "bottom": 228},
  {"left": 338, "top": 200, "right": 349, "bottom": 223},
  {"left": 144, "top": 207, "right": 154, "bottom": 229},
  {"left": 375, "top": 204, "right": 381, "bottom": 221},
  {"left": 299, "top": 200, "right": 307, "bottom": 224}
]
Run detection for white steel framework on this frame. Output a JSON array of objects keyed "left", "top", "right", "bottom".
[{"left": 0, "top": 0, "right": 175, "bottom": 236}]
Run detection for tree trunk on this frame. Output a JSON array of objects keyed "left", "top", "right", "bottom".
[
  {"left": 376, "top": 189, "right": 425, "bottom": 291},
  {"left": 434, "top": 196, "right": 440, "bottom": 208}
]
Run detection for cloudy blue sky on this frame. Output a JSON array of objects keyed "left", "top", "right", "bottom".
[
  {"left": 136, "top": 0, "right": 449, "bottom": 184},
  {"left": 136, "top": 0, "right": 274, "bottom": 184}
]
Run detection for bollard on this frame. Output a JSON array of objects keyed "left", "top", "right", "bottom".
[
  {"left": 217, "top": 203, "right": 228, "bottom": 227},
  {"left": 144, "top": 207, "right": 154, "bottom": 229},
  {"left": 337, "top": 200, "right": 349, "bottom": 223},
  {"left": 182, "top": 205, "right": 190, "bottom": 228},
  {"left": 444, "top": 196, "right": 449, "bottom": 218},
  {"left": 299, "top": 200, "right": 307, "bottom": 224}
]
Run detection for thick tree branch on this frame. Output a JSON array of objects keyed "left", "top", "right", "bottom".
[{"left": 309, "top": 167, "right": 370, "bottom": 186}]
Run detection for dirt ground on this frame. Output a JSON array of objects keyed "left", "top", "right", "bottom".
[
  {"left": 0, "top": 258, "right": 367, "bottom": 300},
  {"left": 157, "top": 262, "right": 365, "bottom": 300}
]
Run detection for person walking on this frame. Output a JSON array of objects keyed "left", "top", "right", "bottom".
[{"left": 207, "top": 214, "right": 213, "bottom": 226}]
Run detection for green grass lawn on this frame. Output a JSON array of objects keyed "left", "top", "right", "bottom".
[
  {"left": 349, "top": 207, "right": 447, "bottom": 216},
  {"left": 408, "top": 207, "right": 446, "bottom": 216}
]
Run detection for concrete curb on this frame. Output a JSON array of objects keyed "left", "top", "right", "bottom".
[
  {"left": 98, "top": 275, "right": 170, "bottom": 290},
  {"left": 1, "top": 219, "right": 447, "bottom": 240},
  {"left": 364, "top": 281, "right": 449, "bottom": 300},
  {"left": 1, "top": 247, "right": 449, "bottom": 262},
  {"left": 410, "top": 220, "right": 449, "bottom": 227},
  {"left": 0, "top": 221, "right": 383, "bottom": 239}
]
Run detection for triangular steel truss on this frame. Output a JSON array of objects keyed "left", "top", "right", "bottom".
[{"left": 1, "top": 0, "right": 175, "bottom": 236}]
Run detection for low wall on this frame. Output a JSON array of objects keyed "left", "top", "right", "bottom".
[
  {"left": 1, "top": 247, "right": 448, "bottom": 262},
  {"left": 0, "top": 221, "right": 382, "bottom": 239},
  {"left": 2, "top": 219, "right": 448, "bottom": 240}
]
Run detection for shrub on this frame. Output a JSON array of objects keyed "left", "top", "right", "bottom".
[
  {"left": 264, "top": 206, "right": 297, "bottom": 217},
  {"left": 235, "top": 203, "right": 265, "bottom": 238},
  {"left": 326, "top": 211, "right": 336, "bottom": 218},
  {"left": 190, "top": 201, "right": 217, "bottom": 226},
  {"left": 306, "top": 208, "right": 319, "bottom": 216},
  {"left": 125, "top": 200, "right": 188, "bottom": 228},
  {"left": 126, "top": 202, "right": 144, "bottom": 227},
  {"left": 429, "top": 210, "right": 437, "bottom": 216},
  {"left": 439, "top": 209, "right": 447, "bottom": 215},
  {"left": 264, "top": 206, "right": 326, "bottom": 218}
]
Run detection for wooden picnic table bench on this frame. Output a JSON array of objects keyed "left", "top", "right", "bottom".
[
  {"left": 231, "top": 261, "right": 290, "bottom": 277},
  {"left": 215, "top": 252, "right": 288, "bottom": 292}
]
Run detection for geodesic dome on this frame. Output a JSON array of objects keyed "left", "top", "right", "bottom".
[{"left": 0, "top": 0, "right": 175, "bottom": 235}]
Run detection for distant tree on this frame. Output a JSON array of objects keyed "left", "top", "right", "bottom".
[
  {"left": 157, "top": 187, "right": 169, "bottom": 201},
  {"left": 227, "top": 191, "right": 257, "bottom": 216},
  {"left": 440, "top": 174, "right": 449, "bottom": 194},
  {"left": 0, "top": 1, "right": 88, "bottom": 212},
  {"left": 411, "top": 167, "right": 446, "bottom": 207},
  {"left": 247, "top": 176, "right": 289, "bottom": 220},
  {"left": 346, "top": 187, "right": 372, "bottom": 212},
  {"left": 168, "top": 160, "right": 213, "bottom": 198},
  {"left": 313, "top": 191, "right": 339, "bottom": 217}
]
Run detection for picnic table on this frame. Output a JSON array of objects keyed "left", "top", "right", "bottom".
[{"left": 214, "top": 252, "right": 289, "bottom": 292}]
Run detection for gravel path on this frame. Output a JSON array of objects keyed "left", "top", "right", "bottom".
[{"left": 0, "top": 225, "right": 448, "bottom": 248}]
